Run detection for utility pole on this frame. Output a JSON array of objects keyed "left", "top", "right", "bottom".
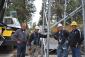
[{"left": 81, "top": 0, "right": 85, "bottom": 50}]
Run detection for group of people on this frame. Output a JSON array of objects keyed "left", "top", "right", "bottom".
[
  {"left": 12, "top": 22, "right": 47, "bottom": 57},
  {"left": 12, "top": 21, "right": 84, "bottom": 57},
  {"left": 54, "top": 21, "right": 83, "bottom": 57}
]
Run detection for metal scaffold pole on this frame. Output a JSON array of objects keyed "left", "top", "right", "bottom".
[
  {"left": 81, "top": 0, "right": 85, "bottom": 50},
  {"left": 41, "top": 0, "right": 46, "bottom": 57},
  {"left": 64, "top": 0, "right": 67, "bottom": 26},
  {"left": 42, "top": 0, "right": 48, "bottom": 57},
  {"left": 51, "top": 5, "right": 82, "bottom": 28},
  {"left": 46, "top": 0, "right": 51, "bottom": 57},
  {"left": 42, "top": 0, "right": 50, "bottom": 57},
  {"left": 42, "top": 0, "right": 51, "bottom": 57}
]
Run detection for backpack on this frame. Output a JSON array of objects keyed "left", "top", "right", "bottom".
[{"left": 78, "top": 29, "right": 84, "bottom": 44}]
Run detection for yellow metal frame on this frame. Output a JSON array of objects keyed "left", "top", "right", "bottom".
[{"left": 2, "top": 30, "right": 13, "bottom": 37}]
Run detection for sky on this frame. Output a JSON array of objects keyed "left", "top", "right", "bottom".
[{"left": 32, "top": 0, "right": 42, "bottom": 25}]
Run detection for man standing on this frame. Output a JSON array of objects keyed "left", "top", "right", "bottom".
[
  {"left": 54, "top": 23, "right": 69, "bottom": 57},
  {"left": 69, "top": 21, "right": 82, "bottom": 57},
  {"left": 30, "top": 26, "right": 47, "bottom": 57},
  {"left": 12, "top": 22, "right": 29, "bottom": 57}
]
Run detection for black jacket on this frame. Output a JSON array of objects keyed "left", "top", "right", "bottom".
[
  {"left": 30, "top": 32, "right": 47, "bottom": 45},
  {"left": 54, "top": 30, "right": 69, "bottom": 45},
  {"left": 69, "top": 29, "right": 82, "bottom": 48}
]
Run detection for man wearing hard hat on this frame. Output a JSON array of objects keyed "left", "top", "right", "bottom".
[
  {"left": 30, "top": 26, "right": 47, "bottom": 57},
  {"left": 69, "top": 21, "right": 82, "bottom": 57},
  {"left": 54, "top": 23, "right": 69, "bottom": 57}
]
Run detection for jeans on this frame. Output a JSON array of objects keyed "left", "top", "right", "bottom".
[
  {"left": 72, "top": 48, "right": 81, "bottom": 57},
  {"left": 17, "top": 43, "right": 26, "bottom": 57},
  {"left": 57, "top": 41, "right": 68, "bottom": 57},
  {"left": 30, "top": 45, "right": 40, "bottom": 57}
]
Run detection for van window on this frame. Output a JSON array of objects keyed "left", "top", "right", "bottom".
[{"left": 3, "top": 18, "right": 13, "bottom": 24}]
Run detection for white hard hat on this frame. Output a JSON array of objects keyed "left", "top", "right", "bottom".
[
  {"left": 35, "top": 26, "right": 40, "bottom": 29},
  {"left": 57, "top": 23, "right": 63, "bottom": 27}
]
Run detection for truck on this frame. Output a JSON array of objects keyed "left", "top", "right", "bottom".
[
  {"left": 0, "top": 16, "right": 21, "bottom": 50},
  {"left": 0, "top": 0, "right": 21, "bottom": 50}
]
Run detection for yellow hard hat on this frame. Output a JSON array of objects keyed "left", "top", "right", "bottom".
[{"left": 71, "top": 21, "right": 78, "bottom": 26}]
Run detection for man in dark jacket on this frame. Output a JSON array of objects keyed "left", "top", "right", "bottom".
[
  {"left": 30, "top": 26, "right": 47, "bottom": 57},
  {"left": 12, "top": 22, "right": 29, "bottom": 57},
  {"left": 69, "top": 21, "right": 82, "bottom": 57},
  {"left": 54, "top": 23, "right": 69, "bottom": 57}
]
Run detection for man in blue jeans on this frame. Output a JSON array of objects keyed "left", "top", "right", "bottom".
[
  {"left": 12, "top": 22, "right": 29, "bottom": 57},
  {"left": 69, "top": 21, "right": 83, "bottom": 57},
  {"left": 54, "top": 23, "right": 69, "bottom": 57}
]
